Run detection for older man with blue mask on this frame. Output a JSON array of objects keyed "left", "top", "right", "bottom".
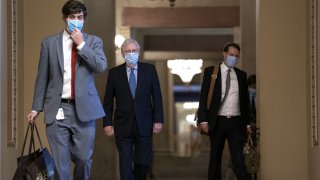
[{"left": 103, "top": 39, "right": 164, "bottom": 180}]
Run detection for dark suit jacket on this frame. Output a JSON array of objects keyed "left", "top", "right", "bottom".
[
  {"left": 197, "top": 65, "right": 250, "bottom": 133},
  {"left": 31, "top": 31, "right": 107, "bottom": 124},
  {"left": 103, "top": 62, "right": 164, "bottom": 137}
]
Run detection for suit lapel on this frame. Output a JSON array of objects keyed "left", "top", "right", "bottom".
[
  {"left": 216, "top": 66, "right": 222, "bottom": 102},
  {"left": 135, "top": 62, "right": 144, "bottom": 98},
  {"left": 75, "top": 33, "right": 87, "bottom": 71},
  {"left": 56, "top": 32, "right": 64, "bottom": 74},
  {"left": 234, "top": 68, "right": 243, "bottom": 94},
  {"left": 119, "top": 63, "right": 133, "bottom": 98}
]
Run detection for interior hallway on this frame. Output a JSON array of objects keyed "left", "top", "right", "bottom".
[{"left": 0, "top": 0, "right": 318, "bottom": 180}]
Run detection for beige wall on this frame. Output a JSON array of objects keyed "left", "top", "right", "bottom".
[{"left": 257, "top": 0, "right": 308, "bottom": 179}]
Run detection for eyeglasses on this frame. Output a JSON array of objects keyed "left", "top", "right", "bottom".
[{"left": 123, "top": 49, "right": 139, "bottom": 53}]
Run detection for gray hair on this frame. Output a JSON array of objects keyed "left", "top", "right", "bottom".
[{"left": 121, "top": 39, "right": 140, "bottom": 52}]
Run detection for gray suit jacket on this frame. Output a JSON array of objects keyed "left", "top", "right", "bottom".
[{"left": 31, "top": 31, "right": 107, "bottom": 124}]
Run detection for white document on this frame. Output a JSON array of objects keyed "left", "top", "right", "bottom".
[{"left": 56, "top": 108, "right": 65, "bottom": 120}]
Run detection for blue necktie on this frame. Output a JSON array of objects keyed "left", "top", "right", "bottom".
[{"left": 129, "top": 68, "right": 136, "bottom": 98}]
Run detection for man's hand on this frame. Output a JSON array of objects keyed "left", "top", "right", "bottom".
[
  {"left": 70, "top": 28, "right": 84, "bottom": 46},
  {"left": 27, "top": 111, "right": 39, "bottom": 124},
  {"left": 247, "top": 126, "right": 252, "bottom": 135},
  {"left": 199, "top": 122, "right": 209, "bottom": 134},
  {"left": 153, "top": 123, "right": 163, "bottom": 134},
  {"left": 104, "top": 126, "right": 114, "bottom": 137}
]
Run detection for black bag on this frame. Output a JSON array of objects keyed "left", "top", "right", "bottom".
[{"left": 13, "top": 123, "right": 55, "bottom": 180}]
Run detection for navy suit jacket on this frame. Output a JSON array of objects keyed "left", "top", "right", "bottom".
[
  {"left": 197, "top": 65, "right": 250, "bottom": 133},
  {"left": 103, "top": 62, "right": 164, "bottom": 137}
]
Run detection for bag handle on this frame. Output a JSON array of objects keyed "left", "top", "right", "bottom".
[
  {"left": 20, "top": 123, "right": 45, "bottom": 157},
  {"left": 247, "top": 135, "right": 254, "bottom": 146},
  {"left": 20, "top": 124, "right": 31, "bottom": 157},
  {"left": 28, "top": 124, "right": 36, "bottom": 154},
  {"left": 33, "top": 123, "right": 44, "bottom": 150},
  {"left": 206, "top": 65, "right": 219, "bottom": 109}
]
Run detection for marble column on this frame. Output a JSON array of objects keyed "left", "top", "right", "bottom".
[
  {"left": 240, "top": 0, "right": 256, "bottom": 75},
  {"left": 84, "top": 0, "right": 118, "bottom": 179}
]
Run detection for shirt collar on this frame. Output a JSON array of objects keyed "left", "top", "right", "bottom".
[
  {"left": 63, "top": 30, "right": 71, "bottom": 42},
  {"left": 126, "top": 64, "right": 138, "bottom": 72},
  {"left": 220, "top": 62, "right": 232, "bottom": 72}
]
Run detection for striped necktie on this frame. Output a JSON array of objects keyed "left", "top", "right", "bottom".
[{"left": 129, "top": 68, "right": 136, "bottom": 98}]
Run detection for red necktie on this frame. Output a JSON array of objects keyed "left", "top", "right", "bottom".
[{"left": 71, "top": 43, "right": 77, "bottom": 99}]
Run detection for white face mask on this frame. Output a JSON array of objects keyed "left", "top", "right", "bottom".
[{"left": 225, "top": 55, "right": 238, "bottom": 68}]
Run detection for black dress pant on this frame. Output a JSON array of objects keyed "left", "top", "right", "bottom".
[
  {"left": 208, "top": 116, "right": 250, "bottom": 180},
  {"left": 115, "top": 119, "right": 152, "bottom": 180}
]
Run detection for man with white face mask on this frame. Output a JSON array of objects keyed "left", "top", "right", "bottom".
[
  {"left": 103, "top": 39, "right": 164, "bottom": 180},
  {"left": 27, "top": 1, "right": 107, "bottom": 179},
  {"left": 197, "top": 42, "right": 251, "bottom": 180}
]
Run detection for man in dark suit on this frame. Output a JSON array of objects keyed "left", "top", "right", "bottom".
[
  {"left": 103, "top": 39, "right": 164, "bottom": 180},
  {"left": 197, "top": 42, "right": 251, "bottom": 180},
  {"left": 27, "top": 1, "right": 107, "bottom": 179}
]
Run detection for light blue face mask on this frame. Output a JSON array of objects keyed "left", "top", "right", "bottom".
[
  {"left": 225, "top": 55, "right": 238, "bottom": 68},
  {"left": 125, "top": 53, "right": 139, "bottom": 64},
  {"left": 67, "top": 20, "right": 84, "bottom": 32}
]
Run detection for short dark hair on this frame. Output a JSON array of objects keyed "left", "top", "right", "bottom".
[
  {"left": 248, "top": 74, "right": 256, "bottom": 86},
  {"left": 62, "top": 0, "right": 87, "bottom": 19},
  {"left": 223, "top": 42, "right": 241, "bottom": 52}
]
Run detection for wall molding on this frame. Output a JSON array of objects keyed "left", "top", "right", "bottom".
[
  {"left": 7, "top": 0, "right": 17, "bottom": 147},
  {"left": 311, "top": 0, "right": 319, "bottom": 147}
]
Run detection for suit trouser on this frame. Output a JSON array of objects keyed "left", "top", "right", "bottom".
[
  {"left": 115, "top": 120, "right": 152, "bottom": 180},
  {"left": 208, "top": 116, "right": 250, "bottom": 180},
  {"left": 46, "top": 102, "right": 96, "bottom": 180}
]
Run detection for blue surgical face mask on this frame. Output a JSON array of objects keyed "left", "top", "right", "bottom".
[
  {"left": 125, "top": 53, "right": 139, "bottom": 64},
  {"left": 225, "top": 55, "right": 238, "bottom": 68},
  {"left": 67, "top": 20, "right": 84, "bottom": 32}
]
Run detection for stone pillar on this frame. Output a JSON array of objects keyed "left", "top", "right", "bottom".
[
  {"left": 240, "top": 0, "right": 256, "bottom": 75},
  {"left": 257, "top": 0, "right": 308, "bottom": 179},
  {"left": 84, "top": 0, "right": 118, "bottom": 179},
  {"left": 154, "top": 61, "right": 172, "bottom": 152}
]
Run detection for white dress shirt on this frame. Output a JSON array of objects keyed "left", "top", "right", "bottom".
[
  {"left": 61, "top": 30, "right": 85, "bottom": 99},
  {"left": 218, "top": 63, "right": 241, "bottom": 117}
]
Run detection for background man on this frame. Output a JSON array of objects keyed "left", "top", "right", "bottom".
[
  {"left": 27, "top": 1, "right": 107, "bottom": 179},
  {"left": 103, "top": 39, "right": 164, "bottom": 180},
  {"left": 197, "top": 42, "right": 251, "bottom": 180}
]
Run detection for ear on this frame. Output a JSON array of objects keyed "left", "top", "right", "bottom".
[
  {"left": 63, "top": 16, "right": 67, "bottom": 24},
  {"left": 222, "top": 52, "right": 227, "bottom": 59},
  {"left": 121, "top": 51, "right": 125, "bottom": 59}
]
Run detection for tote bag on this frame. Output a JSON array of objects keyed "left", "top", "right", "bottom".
[{"left": 13, "top": 123, "right": 55, "bottom": 180}]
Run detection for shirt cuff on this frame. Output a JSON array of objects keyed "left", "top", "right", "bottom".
[
  {"left": 31, "top": 110, "right": 38, "bottom": 113},
  {"left": 200, "top": 122, "right": 208, "bottom": 124},
  {"left": 76, "top": 41, "right": 85, "bottom": 50},
  {"left": 247, "top": 125, "right": 251, "bottom": 128}
]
